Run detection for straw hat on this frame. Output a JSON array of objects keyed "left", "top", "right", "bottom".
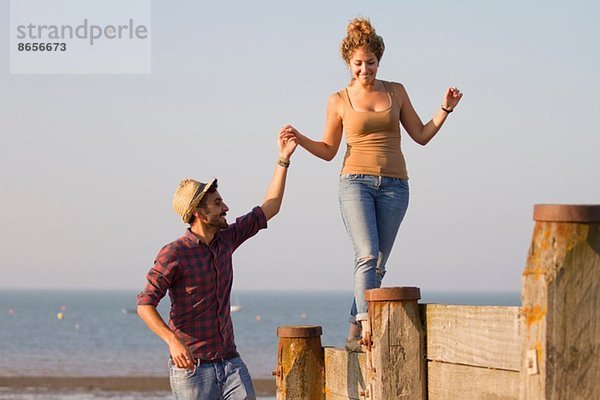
[{"left": 172, "top": 178, "right": 217, "bottom": 223}]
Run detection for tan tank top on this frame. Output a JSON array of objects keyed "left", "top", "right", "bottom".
[{"left": 339, "top": 81, "right": 408, "bottom": 179}]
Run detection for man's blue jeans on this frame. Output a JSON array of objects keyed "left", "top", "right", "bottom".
[
  {"left": 338, "top": 174, "right": 409, "bottom": 323},
  {"left": 169, "top": 356, "right": 256, "bottom": 400}
]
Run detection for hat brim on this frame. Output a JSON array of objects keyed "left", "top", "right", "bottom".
[{"left": 189, "top": 178, "right": 217, "bottom": 211}]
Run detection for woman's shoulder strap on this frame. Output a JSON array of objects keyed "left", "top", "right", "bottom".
[{"left": 382, "top": 80, "right": 395, "bottom": 93}]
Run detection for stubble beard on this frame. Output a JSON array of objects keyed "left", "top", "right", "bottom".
[{"left": 208, "top": 215, "right": 228, "bottom": 230}]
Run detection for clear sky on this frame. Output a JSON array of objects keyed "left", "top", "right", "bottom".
[{"left": 1, "top": 0, "right": 598, "bottom": 292}]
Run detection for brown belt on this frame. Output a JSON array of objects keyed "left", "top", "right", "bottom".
[{"left": 194, "top": 351, "right": 239, "bottom": 365}]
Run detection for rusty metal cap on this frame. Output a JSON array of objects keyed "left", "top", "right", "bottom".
[
  {"left": 534, "top": 204, "right": 600, "bottom": 222},
  {"left": 365, "top": 287, "right": 421, "bottom": 302},
  {"left": 277, "top": 325, "right": 322, "bottom": 338}
]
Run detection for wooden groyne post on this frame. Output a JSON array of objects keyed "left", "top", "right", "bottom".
[
  {"left": 365, "top": 287, "right": 425, "bottom": 400},
  {"left": 520, "top": 204, "right": 600, "bottom": 399},
  {"left": 274, "top": 325, "right": 325, "bottom": 400}
]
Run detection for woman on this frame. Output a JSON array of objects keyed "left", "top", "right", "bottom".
[{"left": 282, "top": 17, "right": 462, "bottom": 351}]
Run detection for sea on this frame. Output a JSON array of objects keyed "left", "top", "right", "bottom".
[{"left": 0, "top": 289, "right": 520, "bottom": 399}]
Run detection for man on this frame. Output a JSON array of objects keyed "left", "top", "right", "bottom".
[{"left": 137, "top": 130, "right": 297, "bottom": 399}]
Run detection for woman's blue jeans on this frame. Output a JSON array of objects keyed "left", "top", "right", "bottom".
[{"left": 338, "top": 174, "right": 409, "bottom": 323}]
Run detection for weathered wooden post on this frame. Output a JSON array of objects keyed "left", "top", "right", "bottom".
[
  {"left": 364, "top": 287, "right": 426, "bottom": 400},
  {"left": 274, "top": 325, "right": 325, "bottom": 400},
  {"left": 520, "top": 204, "right": 600, "bottom": 399}
]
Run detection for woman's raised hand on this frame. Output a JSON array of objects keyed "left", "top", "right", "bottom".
[
  {"left": 280, "top": 124, "right": 300, "bottom": 139},
  {"left": 442, "top": 87, "right": 463, "bottom": 111}
]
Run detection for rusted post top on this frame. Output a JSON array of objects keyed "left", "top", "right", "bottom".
[
  {"left": 277, "top": 325, "right": 322, "bottom": 338},
  {"left": 365, "top": 286, "right": 421, "bottom": 302},
  {"left": 533, "top": 204, "right": 600, "bottom": 222}
]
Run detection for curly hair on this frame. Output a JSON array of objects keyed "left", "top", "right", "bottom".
[{"left": 340, "top": 17, "right": 385, "bottom": 64}]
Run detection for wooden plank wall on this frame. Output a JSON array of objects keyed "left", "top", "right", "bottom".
[
  {"left": 323, "top": 304, "right": 523, "bottom": 400},
  {"left": 324, "top": 347, "right": 367, "bottom": 400},
  {"left": 423, "top": 304, "right": 522, "bottom": 400}
]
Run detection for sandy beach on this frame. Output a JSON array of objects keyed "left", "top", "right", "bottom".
[{"left": 0, "top": 376, "right": 276, "bottom": 396}]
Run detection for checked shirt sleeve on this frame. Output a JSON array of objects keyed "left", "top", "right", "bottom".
[
  {"left": 226, "top": 206, "right": 268, "bottom": 251},
  {"left": 137, "top": 244, "right": 180, "bottom": 307}
]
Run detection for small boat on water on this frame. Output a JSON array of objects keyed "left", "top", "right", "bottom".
[
  {"left": 230, "top": 292, "right": 242, "bottom": 312},
  {"left": 121, "top": 308, "right": 137, "bottom": 315}
]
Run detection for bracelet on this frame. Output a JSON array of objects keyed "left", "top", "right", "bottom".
[
  {"left": 441, "top": 106, "right": 453, "bottom": 114},
  {"left": 277, "top": 157, "right": 290, "bottom": 168}
]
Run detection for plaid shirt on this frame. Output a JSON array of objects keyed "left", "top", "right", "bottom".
[{"left": 137, "top": 206, "right": 267, "bottom": 360}]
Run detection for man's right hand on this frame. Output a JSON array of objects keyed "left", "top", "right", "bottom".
[
  {"left": 168, "top": 336, "right": 195, "bottom": 369},
  {"left": 137, "top": 305, "right": 196, "bottom": 369}
]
